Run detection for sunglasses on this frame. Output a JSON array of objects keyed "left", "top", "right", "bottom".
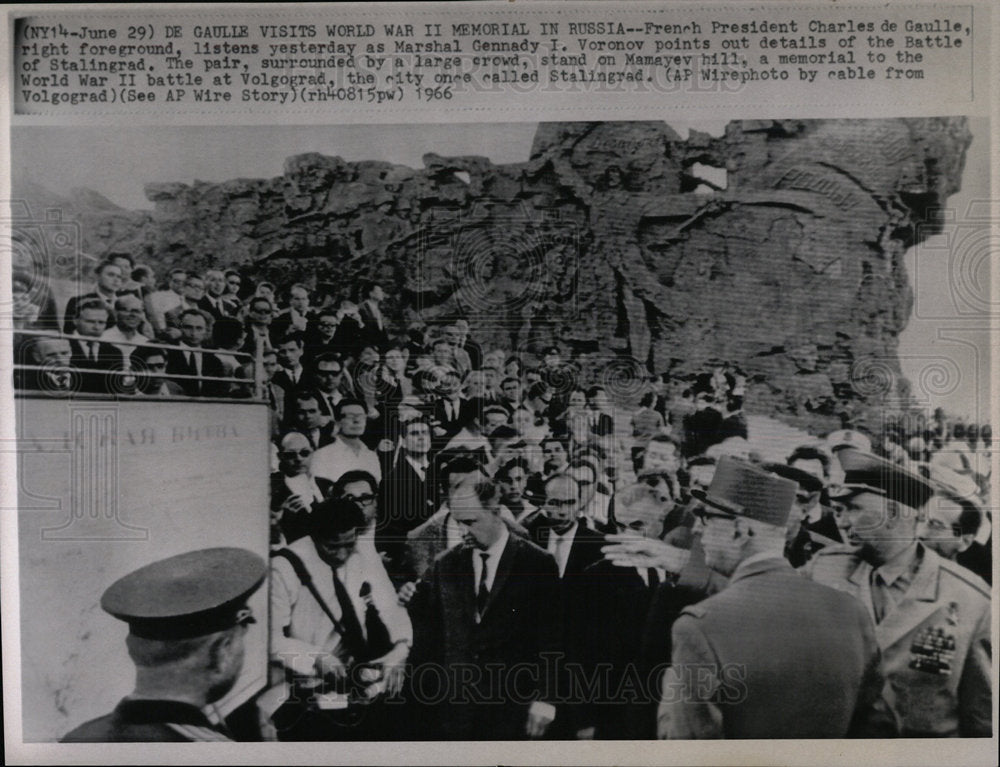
[
  {"left": 280, "top": 449, "right": 313, "bottom": 458},
  {"left": 642, "top": 475, "right": 670, "bottom": 487}
]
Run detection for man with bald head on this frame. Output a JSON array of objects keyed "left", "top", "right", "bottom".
[
  {"left": 17, "top": 336, "right": 77, "bottom": 393},
  {"left": 101, "top": 294, "right": 149, "bottom": 367},
  {"left": 270, "top": 431, "right": 335, "bottom": 546},
  {"left": 571, "top": 481, "right": 673, "bottom": 739}
]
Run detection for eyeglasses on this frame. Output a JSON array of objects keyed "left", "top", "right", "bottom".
[
  {"left": 346, "top": 493, "right": 377, "bottom": 506},
  {"left": 544, "top": 498, "right": 577, "bottom": 508},
  {"left": 147, "top": 362, "right": 167, "bottom": 369},
  {"left": 642, "top": 474, "right": 669, "bottom": 487},
  {"left": 317, "top": 368, "right": 342, "bottom": 376},
  {"left": 795, "top": 493, "right": 814, "bottom": 504},
  {"left": 280, "top": 449, "right": 313, "bottom": 458},
  {"left": 318, "top": 322, "right": 338, "bottom": 328}
]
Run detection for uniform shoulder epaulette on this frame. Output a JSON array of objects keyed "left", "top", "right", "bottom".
[{"left": 937, "top": 557, "right": 991, "bottom": 599}]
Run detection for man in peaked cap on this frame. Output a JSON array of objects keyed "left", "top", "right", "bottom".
[
  {"left": 657, "top": 457, "right": 889, "bottom": 739},
  {"left": 806, "top": 447, "right": 992, "bottom": 736},
  {"left": 61, "top": 548, "right": 266, "bottom": 742}
]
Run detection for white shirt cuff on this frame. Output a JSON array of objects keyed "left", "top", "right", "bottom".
[{"left": 529, "top": 701, "right": 556, "bottom": 721}]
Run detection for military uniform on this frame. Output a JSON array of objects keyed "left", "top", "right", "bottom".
[
  {"left": 62, "top": 699, "right": 233, "bottom": 742},
  {"left": 807, "top": 543, "right": 992, "bottom": 737},
  {"left": 59, "top": 547, "right": 266, "bottom": 743}
]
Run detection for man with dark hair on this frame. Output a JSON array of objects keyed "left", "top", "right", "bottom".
[
  {"left": 358, "top": 281, "right": 390, "bottom": 351},
  {"left": 288, "top": 390, "right": 336, "bottom": 450},
  {"left": 62, "top": 548, "right": 266, "bottom": 742},
  {"left": 162, "top": 274, "right": 210, "bottom": 342},
  {"left": 273, "top": 332, "right": 308, "bottom": 393},
  {"left": 68, "top": 299, "right": 126, "bottom": 394},
  {"left": 496, "top": 457, "right": 536, "bottom": 522},
  {"left": 919, "top": 466, "right": 991, "bottom": 584},
  {"left": 241, "top": 296, "right": 276, "bottom": 355},
  {"left": 499, "top": 376, "right": 524, "bottom": 414},
  {"left": 408, "top": 474, "right": 561, "bottom": 740},
  {"left": 786, "top": 444, "right": 841, "bottom": 542},
  {"left": 132, "top": 346, "right": 184, "bottom": 397},
  {"left": 526, "top": 380, "right": 554, "bottom": 425},
  {"left": 310, "top": 352, "right": 346, "bottom": 418},
  {"left": 268, "top": 497, "right": 411, "bottom": 740},
  {"left": 303, "top": 309, "right": 341, "bottom": 365},
  {"left": 379, "top": 417, "right": 436, "bottom": 572},
  {"left": 63, "top": 259, "right": 123, "bottom": 334},
  {"left": 164, "top": 308, "right": 227, "bottom": 397},
  {"left": 525, "top": 435, "right": 570, "bottom": 501},
  {"left": 312, "top": 398, "right": 382, "bottom": 484}
]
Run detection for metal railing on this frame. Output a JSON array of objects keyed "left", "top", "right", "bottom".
[{"left": 11, "top": 328, "right": 267, "bottom": 402}]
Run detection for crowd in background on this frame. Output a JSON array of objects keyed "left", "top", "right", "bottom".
[{"left": 11, "top": 253, "right": 995, "bottom": 741}]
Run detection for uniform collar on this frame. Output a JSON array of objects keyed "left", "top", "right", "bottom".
[
  {"left": 115, "top": 698, "right": 215, "bottom": 728},
  {"left": 729, "top": 551, "right": 790, "bottom": 584}
]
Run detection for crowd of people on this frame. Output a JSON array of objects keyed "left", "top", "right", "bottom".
[{"left": 10, "top": 255, "right": 993, "bottom": 742}]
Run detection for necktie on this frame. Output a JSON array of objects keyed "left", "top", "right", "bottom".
[
  {"left": 647, "top": 568, "right": 661, "bottom": 588},
  {"left": 476, "top": 552, "right": 490, "bottom": 621},
  {"left": 88, "top": 342, "right": 97, "bottom": 362},
  {"left": 332, "top": 569, "right": 367, "bottom": 661},
  {"left": 267, "top": 384, "right": 276, "bottom": 409},
  {"left": 870, "top": 570, "right": 888, "bottom": 624},
  {"left": 550, "top": 533, "right": 567, "bottom": 577}
]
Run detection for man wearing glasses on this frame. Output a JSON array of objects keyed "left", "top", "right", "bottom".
[
  {"left": 658, "top": 457, "right": 887, "bottom": 739},
  {"left": 241, "top": 296, "right": 276, "bottom": 356},
  {"left": 310, "top": 352, "right": 346, "bottom": 419},
  {"left": 133, "top": 348, "right": 184, "bottom": 397},
  {"left": 271, "top": 431, "right": 335, "bottom": 547},
  {"left": 808, "top": 448, "right": 991, "bottom": 737},
  {"left": 304, "top": 310, "right": 341, "bottom": 367}
]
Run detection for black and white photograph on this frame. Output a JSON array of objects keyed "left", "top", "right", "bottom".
[{"left": 1, "top": 2, "right": 996, "bottom": 765}]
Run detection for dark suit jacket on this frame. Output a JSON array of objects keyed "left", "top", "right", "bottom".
[
  {"left": 164, "top": 346, "right": 228, "bottom": 397},
  {"left": 68, "top": 338, "right": 126, "bottom": 394},
  {"left": 409, "top": 534, "right": 563, "bottom": 740},
  {"left": 522, "top": 516, "right": 606, "bottom": 581},
  {"left": 198, "top": 294, "right": 232, "bottom": 322},
  {"left": 659, "top": 556, "right": 886, "bottom": 739},
  {"left": 358, "top": 302, "right": 389, "bottom": 351},
  {"left": 570, "top": 559, "right": 662, "bottom": 739},
  {"left": 403, "top": 510, "right": 527, "bottom": 584},
  {"left": 63, "top": 292, "right": 116, "bottom": 335},
  {"left": 378, "top": 456, "right": 437, "bottom": 573},
  {"left": 269, "top": 472, "right": 335, "bottom": 543}
]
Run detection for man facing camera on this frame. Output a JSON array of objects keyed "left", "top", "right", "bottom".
[{"left": 408, "top": 475, "right": 561, "bottom": 740}]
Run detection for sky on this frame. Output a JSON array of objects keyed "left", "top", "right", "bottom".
[{"left": 9, "top": 120, "right": 991, "bottom": 419}]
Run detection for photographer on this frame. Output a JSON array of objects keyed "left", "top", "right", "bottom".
[{"left": 268, "top": 496, "right": 412, "bottom": 740}]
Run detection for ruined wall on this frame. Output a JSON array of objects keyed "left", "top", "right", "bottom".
[{"left": 27, "top": 118, "right": 972, "bottom": 432}]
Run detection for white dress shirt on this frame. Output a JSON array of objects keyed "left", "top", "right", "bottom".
[
  {"left": 100, "top": 326, "right": 148, "bottom": 362},
  {"left": 545, "top": 521, "right": 578, "bottom": 577},
  {"left": 270, "top": 537, "right": 412, "bottom": 678},
  {"left": 284, "top": 473, "right": 325, "bottom": 505},
  {"left": 311, "top": 438, "right": 383, "bottom": 484},
  {"left": 472, "top": 525, "right": 510, "bottom": 593}
]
